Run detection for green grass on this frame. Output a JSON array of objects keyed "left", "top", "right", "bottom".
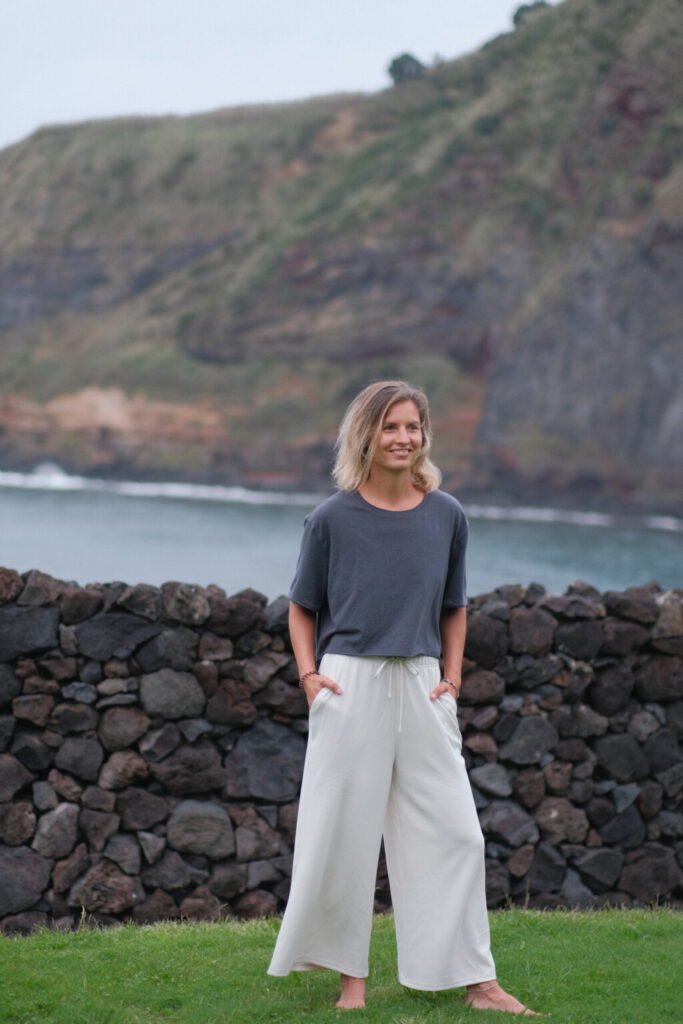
[{"left": 1, "top": 908, "right": 681, "bottom": 1024}]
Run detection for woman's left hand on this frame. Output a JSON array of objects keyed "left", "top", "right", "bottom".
[{"left": 429, "top": 679, "right": 461, "bottom": 701}]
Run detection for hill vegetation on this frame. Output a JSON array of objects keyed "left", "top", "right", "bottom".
[{"left": 0, "top": 0, "right": 680, "bottom": 510}]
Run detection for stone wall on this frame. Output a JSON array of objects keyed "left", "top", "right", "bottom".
[{"left": 0, "top": 566, "right": 681, "bottom": 936}]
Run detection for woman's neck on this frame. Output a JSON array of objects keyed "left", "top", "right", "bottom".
[{"left": 358, "top": 470, "right": 424, "bottom": 510}]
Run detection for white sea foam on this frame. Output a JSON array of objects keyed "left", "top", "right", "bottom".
[{"left": 0, "top": 463, "right": 681, "bottom": 532}]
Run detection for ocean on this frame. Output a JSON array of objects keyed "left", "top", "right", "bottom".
[{"left": 0, "top": 463, "right": 681, "bottom": 601}]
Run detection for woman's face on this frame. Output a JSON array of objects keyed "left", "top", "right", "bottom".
[{"left": 370, "top": 399, "right": 423, "bottom": 473}]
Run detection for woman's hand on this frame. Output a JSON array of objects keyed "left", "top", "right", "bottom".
[
  {"left": 303, "top": 672, "right": 343, "bottom": 709},
  {"left": 429, "top": 678, "right": 461, "bottom": 701}
]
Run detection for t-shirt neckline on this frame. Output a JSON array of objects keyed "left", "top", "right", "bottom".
[{"left": 351, "top": 488, "right": 432, "bottom": 516}]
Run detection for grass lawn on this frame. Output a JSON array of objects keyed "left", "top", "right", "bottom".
[{"left": 1, "top": 908, "right": 681, "bottom": 1024}]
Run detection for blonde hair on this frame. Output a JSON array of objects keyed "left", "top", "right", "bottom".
[{"left": 332, "top": 380, "right": 442, "bottom": 492}]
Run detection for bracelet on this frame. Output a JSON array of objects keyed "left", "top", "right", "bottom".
[
  {"left": 298, "top": 670, "right": 319, "bottom": 689},
  {"left": 442, "top": 677, "right": 460, "bottom": 696}
]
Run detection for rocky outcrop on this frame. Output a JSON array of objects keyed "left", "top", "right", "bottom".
[{"left": 0, "top": 566, "right": 681, "bottom": 936}]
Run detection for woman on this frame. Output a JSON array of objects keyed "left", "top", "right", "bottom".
[{"left": 267, "top": 380, "right": 540, "bottom": 1016}]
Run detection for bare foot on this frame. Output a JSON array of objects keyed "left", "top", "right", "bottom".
[
  {"left": 465, "top": 978, "right": 541, "bottom": 1016},
  {"left": 335, "top": 972, "right": 366, "bottom": 1009}
]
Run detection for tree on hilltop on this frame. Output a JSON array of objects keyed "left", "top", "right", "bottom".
[
  {"left": 513, "top": 1, "right": 550, "bottom": 28},
  {"left": 388, "top": 53, "right": 426, "bottom": 85}
]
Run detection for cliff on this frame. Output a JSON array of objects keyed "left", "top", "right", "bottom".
[{"left": 0, "top": 0, "right": 681, "bottom": 511}]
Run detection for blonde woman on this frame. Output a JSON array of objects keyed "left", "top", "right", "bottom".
[{"left": 267, "top": 380, "right": 540, "bottom": 1017}]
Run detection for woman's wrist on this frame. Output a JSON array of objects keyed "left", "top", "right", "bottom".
[{"left": 298, "top": 669, "right": 320, "bottom": 689}]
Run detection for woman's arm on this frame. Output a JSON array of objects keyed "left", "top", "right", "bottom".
[
  {"left": 428, "top": 605, "right": 467, "bottom": 700},
  {"left": 289, "top": 601, "right": 342, "bottom": 706}
]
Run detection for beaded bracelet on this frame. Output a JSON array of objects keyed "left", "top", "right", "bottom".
[
  {"left": 442, "top": 677, "right": 461, "bottom": 696},
  {"left": 298, "top": 670, "right": 319, "bottom": 689}
]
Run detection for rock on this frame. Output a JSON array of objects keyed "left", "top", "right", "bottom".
[
  {"left": 0, "top": 846, "right": 53, "bottom": 915},
  {"left": 179, "top": 886, "right": 223, "bottom": 921},
  {"left": 459, "top": 670, "right": 506, "bottom": 705},
  {"left": 141, "top": 850, "right": 208, "bottom": 891},
  {"left": 464, "top": 613, "right": 509, "bottom": 668},
  {"left": 98, "top": 708, "right": 151, "bottom": 751},
  {"left": 136, "top": 627, "right": 201, "bottom": 673},
  {"left": 231, "top": 806, "right": 281, "bottom": 861},
  {"left": 561, "top": 868, "right": 597, "bottom": 908},
  {"left": 464, "top": 733, "right": 498, "bottom": 758},
  {"left": 13, "top": 694, "right": 55, "bottom": 727},
  {"left": 59, "top": 586, "right": 103, "bottom": 625},
  {"left": 160, "top": 582, "right": 211, "bottom": 626},
  {"left": 11, "top": 733, "right": 53, "bottom": 772},
  {"left": 498, "top": 716, "right": 559, "bottom": 764},
  {"left": 0, "top": 665, "right": 22, "bottom": 708},
  {"left": 535, "top": 797, "right": 589, "bottom": 843},
  {"left": 68, "top": 861, "right": 144, "bottom": 913},
  {"left": 528, "top": 841, "right": 566, "bottom": 894},
  {"left": 78, "top": 810, "right": 120, "bottom": 851},
  {"left": 61, "top": 682, "right": 98, "bottom": 704},
  {"left": 197, "top": 633, "right": 235, "bottom": 662},
  {"left": 138, "top": 723, "right": 182, "bottom": 762},
  {"left": 0, "top": 605, "right": 59, "bottom": 661},
  {"left": 242, "top": 650, "right": 290, "bottom": 690},
  {"left": 206, "top": 593, "right": 263, "bottom": 638},
  {"left": 0, "top": 715, "right": 14, "bottom": 751},
  {"left": 74, "top": 612, "right": 159, "bottom": 660},
  {"left": 96, "top": 677, "right": 138, "bottom": 697},
  {"left": 618, "top": 843, "right": 682, "bottom": 903},
  {"left": 470, "top": 763, "right": 513, "bottom": 797},
  {"left": 594, "top": 735, "right": 649, "bottom": 783},
  {"left": 655, "top": 763, "right": 683, "bottom": 799},
  {"left": 599, "top": 806, "right": 647, "bottom": 849},
  {"left": 116, "top": 787, "right": 169, "bottom": 830},
  {"left": 50, "top": 703, "right": 98, "bottom": 733},
  {"left": 485, "top": 859, "right": 510, "bottom": 907},
  {"left": 513, "top": 767, "right": 546, "bottom": 809},
  {"left": 47, "top": 769, "right": 83, "bottom": 802},
  {"left": 233, "top": 889, "right": 278, "bottom": 919},
  {"left": 167, "top": 800, "right": 235, "bottom": 859},
  {"left": 634, "top": 657, "right": 683, "bottom": 701},
  {"left": 81, "top": 786, "right": 116, "bottom": 812},
  {"left": 0, "top": 801, "right": 36, "bottom": 845},
  {"left": 507, "top": 843, "right": 535, "bottom": 878},
  {"left": 247, "top": 859, "right": 282, "bottom": 889},
  {"left": 509, "top": 607, "right": 556, "bottom": 654},
  {"left": 600, "top": 618, "right": 648, "bottom": 656},
  {"left": 31, "top": 802, "right": 79, "bottom": 858},
  {"left": 206, "top": 679, "right": 257, "bottom": 725},
  {"left": 588, "top": 664, "right": 635, "bottom": 715},
  {"left": 263, "top": 596, "right": 289, "bottom": 633},
  {"left": 224, "top": 719, "right": 306, "bottom": 801},
  {"left": 603, "top": 586, "right": 659, "bottom": 625},
  {"left": 573, "top": 848, "right": 624, "bottom": 892},
  {"left": 555, "top": 621, "right": 603, "bottom": 660},
  {"left": 140, "top": 669, "right": 206, "bottom": 719},
  {"left": 113, "top": 584, "right": 161, "bottom": 621},
  {"left": 516, "top": 654, "right": 564, "bottom": 690},
  {"left": 0, "top": 753, "right": 34, "bottom": 798},
  {"left": 628, "top": 709, "right": 661, "bottom": 742},
  {"left": 646, "top": 811, "right": 683, "bottom": 840},
  {"left": 137, "top": 831, "right": 166, "bottom": 865},
  {"left": 642, "top": 727, "right": 680, "bottom": 773},
  {"left": 636, "top": 780, "right": 664, "bottom": 818},
  {"left": 177, "top": 719, "right": 213, "bottom": 742},
  {"left": 0, "top": 910, "right": 51, "bottom": 935},
  {"left": 551, "top": 703, "right": 609, "bottom": 738},
  {"left": 132, "top": 888, "right": 180, "bottom": 924},
  {"left": 32, "top": 780, "right": 58, "bottom": 811},
  {"left": 479, "top": 799, "right": 539, "bottom": 847},
  {"left": 103, "top": 834, "right": 141, "bottom": 875},
  {"left": 98, "top": 751, "right": 149, "bottom": 790},
  {"left": 150, "top": 741, "right": 225, "bottom": 795},
  {"left": 209, "top": 862, "right": 248, "bottom": 900},
  {"left": 612, "top": 783, "right": 640, "bottom": 813},
  {"left": 54, "top": 737, "right": 104, "bottom": 782},
  {"left": 52, "top": 843, "right": 90, "bottom": 893},
  {"left": 543, "top": 761, "right": 572, "bottom": 794}
]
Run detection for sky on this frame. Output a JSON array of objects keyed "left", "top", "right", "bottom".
[{"left": 1, "top": 1, "right": 560, "bottom": 152}]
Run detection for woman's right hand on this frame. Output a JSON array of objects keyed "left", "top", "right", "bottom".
[{"left": 303, "top": 672, "right": 343, "bottom": 709}]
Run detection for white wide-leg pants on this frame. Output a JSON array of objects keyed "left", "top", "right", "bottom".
[{"left": 267, "top": 653, "right": 497, "bottom": 990}]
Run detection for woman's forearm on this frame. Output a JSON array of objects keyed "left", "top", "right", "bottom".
[
  {"left": 440, "top": 606, "right": 467, "bottom": 681},
  {"left": 289, "top": 601, "right": 318, "bottom": 676}
]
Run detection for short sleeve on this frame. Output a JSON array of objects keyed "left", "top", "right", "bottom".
[
  {"left": 442, "top": 514, "right": 469, "bottom": 608},
  {"left": 287, "top": 515, "right": 329, "bottom": 612}
]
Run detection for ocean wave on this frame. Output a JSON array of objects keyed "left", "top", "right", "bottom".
[{"left": 0, "top": 462, "right": 681, "bottom": 532}]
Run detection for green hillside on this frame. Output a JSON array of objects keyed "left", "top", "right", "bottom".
[{"left": 0, "top": 0, "right": 680, "bottom": 510}]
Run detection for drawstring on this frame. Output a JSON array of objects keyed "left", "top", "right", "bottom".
[{"left": 373, "top": 657, "right": 420, "bottom": 733}]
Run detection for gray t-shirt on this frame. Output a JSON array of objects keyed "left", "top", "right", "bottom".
[{"left": 288, "top": 488, "right": 469, "bottom": 663}]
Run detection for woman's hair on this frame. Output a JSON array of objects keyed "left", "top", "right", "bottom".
[{"left": 332, "top": 380, "right": 442, "bottom": 492}]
